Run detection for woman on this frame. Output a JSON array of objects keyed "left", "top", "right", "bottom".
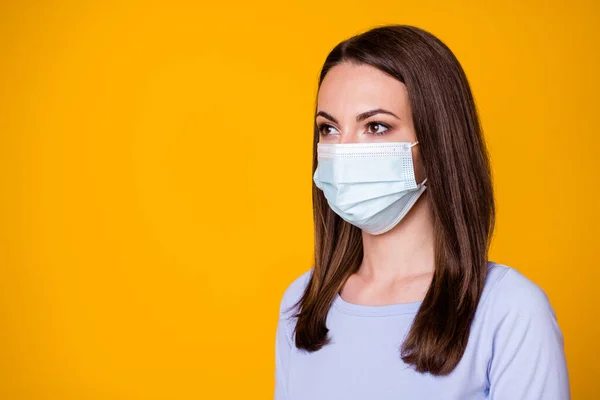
[{"left": 274, "top": 25, "right": 570, "bottom": 399}]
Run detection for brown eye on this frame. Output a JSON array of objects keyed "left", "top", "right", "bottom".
[
  {"left": 366, "top": 122, "right": 390, "bottom": 135},
  {"left": 318, "top": 124, "right": 338, "bottom": 136}
]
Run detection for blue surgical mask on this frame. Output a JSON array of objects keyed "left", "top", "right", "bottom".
[{"left": 312, "top": 141, "right": 427, "bottom": 235}]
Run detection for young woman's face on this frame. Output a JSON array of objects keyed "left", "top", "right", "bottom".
[{"left": 316, "top": 62, "right": 425, "bottom": 183}]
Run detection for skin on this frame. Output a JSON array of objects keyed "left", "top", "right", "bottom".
[{"left": 316, "top": 62, "right": 435, "bottom": 306}]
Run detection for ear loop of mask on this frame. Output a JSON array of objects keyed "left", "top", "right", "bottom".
[{"left": 408, "top": 141, "right": 427, "bottom": 186}]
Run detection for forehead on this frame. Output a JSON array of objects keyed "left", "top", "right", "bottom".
[{"left": 317, "top": 62, "right": 409, "bottom": 115}]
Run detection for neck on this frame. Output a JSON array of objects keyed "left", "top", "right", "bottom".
[{"left": 359, "top": 191, "right": 435, "bottom": 283}]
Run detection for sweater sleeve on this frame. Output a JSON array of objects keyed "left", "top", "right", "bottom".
[
  {"left": 273, "top": 269, "right": 312, "bottom": 400},
  {"left": 274, "top": 293, "right": 292, "bottom": 400},
  {"left": 487, "top": 269, "right": 570, "bottom": 399}
]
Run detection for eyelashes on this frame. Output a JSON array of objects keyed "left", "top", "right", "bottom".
[{"left": 317, "top": 121, "right": 392, "bottom": 137}]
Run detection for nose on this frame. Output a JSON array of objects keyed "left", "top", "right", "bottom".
[{"left": 337, "top": 133, "right": 360, "bottom": 144}]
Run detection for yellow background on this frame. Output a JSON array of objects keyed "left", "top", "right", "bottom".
[{"left": 1, "top": 1, "right": 598, "bottom": 398}]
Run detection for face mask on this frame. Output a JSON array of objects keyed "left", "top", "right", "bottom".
[{"left": 312, "top": 141, "right": 427, "bottom": 235}]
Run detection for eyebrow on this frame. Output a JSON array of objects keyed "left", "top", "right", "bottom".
[{"left": 315, "top": 108, "right": 401, "bottom": 124}]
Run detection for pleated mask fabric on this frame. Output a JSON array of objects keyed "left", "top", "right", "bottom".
[{"left": 313, "top": 141, "right": 427, "bottom": 235}]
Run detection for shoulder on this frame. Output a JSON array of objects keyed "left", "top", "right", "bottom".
[
  {"left": 482, "top": 261, "right": 556, "bottom": 316},
  {"left": 278, "top": 268, "right": 314, "bottom": 317},
  {"left": 478, "top": 261, "right": 562, "bottom": 340},
  {"left": 481, "top": 263, "right": 569, "bottom": 397},
  {"left": 276, "top": 269, "right": 313, "bottom": 347}
]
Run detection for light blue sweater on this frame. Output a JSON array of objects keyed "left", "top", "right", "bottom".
[{"left": 274, "top": 262, "right": 570, "bottom": 399}]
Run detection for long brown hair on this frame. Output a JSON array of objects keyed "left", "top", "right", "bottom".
[{"left": 287, "top": 24, "right": 495, "bottom": 376}]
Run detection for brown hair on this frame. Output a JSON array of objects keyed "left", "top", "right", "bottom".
[{"left": 286, "top": 24, "right": 495, "bottom": 375}]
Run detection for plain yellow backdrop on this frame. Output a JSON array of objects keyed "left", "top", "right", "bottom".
[{"left": 0, "top": 0, "right": 598, "bottom": 399}]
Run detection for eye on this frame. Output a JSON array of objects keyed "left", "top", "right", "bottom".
[
  {"left": 366, "top": 121, "right": 390, "bottom": 135},
  {"left": 317, "top": 123, "right": 339, "bottom": 137}
]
